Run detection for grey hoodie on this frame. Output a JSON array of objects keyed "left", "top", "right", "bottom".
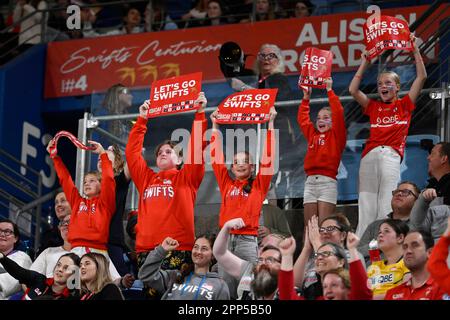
[{"left": 138, "top": 246, "right": 230, "bottom": 300}]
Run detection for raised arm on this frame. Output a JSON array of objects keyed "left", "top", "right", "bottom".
[
  {"left": 125, "top": 100, "right": 155, "bottom": 192},
  {"left": 297, "top": 87, "right": 315, "bottom": 140},
  {"left": 346, "top": 232, "right": 373, "bottom": 300},
  {"left": 0, "top": 253, "right": 46, "bottom": 290},
  {"left": 278, "top": 237, "right": 301, "bottom": 300},
  {"left": 326, "top": 78, "right": 347, "bottom": 149},
  {"left": 348, "top": 51, "right": 371, "bottom": 112},
  {"left": 427, "top": 217, "right": 450, "bottom": 293},
  {"left": 212, "top": 218, "right": 247, "bottom": 279},
  {"left": 256, "top": 107, "right": 277, "bottom": 186},
  {"left": 293, "top": 224, "right": 313, "bottom": 287},
  {"left": 408, "top": 35, "right": 427, "bottom": 104}
]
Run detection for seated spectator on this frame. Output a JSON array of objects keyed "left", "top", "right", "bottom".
[
  {"left": 190, "top": 0, "right": 229, "bottom": 27},
  {"left": 13, "top": 0, "right": 48, "bottom": 45},
  {"left": 79, "top": 252, "right": 124, "bottom": 300},
  {"left": 241, "top": 0, "right": 276, "bottom": 23},
  {"left": 30, "top": 214, "right": 71, "bottom": 277},
  {"left": 84, "top": 6, "right": 143, "bottom": 37},
  {"left": 138, "top": 235, "right": 229, "bottom": 300},
  {"left": 278, "top": 233, "right": 371, "bottom": 300},
  {"left": 428, "top": 216, "right": 450, "bottom": 294},
  {"left": 181, "top": 0, "right": 208, "bottom": 23},
  {"left": 385, "top": 230, "right": 445, "bottom": 300},
  {"left": 0, "top": 252, "right": 80, "bottom": 300},
  {"left": 164, "top": 0, "right": 195, "bottom": 28},
  {"left": 213, "top": 218, "right": 281, "bottom": 300},
  {"left": 292, "top": 0, "right": 314, "bottom": 18},
  {"left": 359, "top": 181, "right": 419, "bottom": 264},
  {"left": 90, "top": 0, "right": 123, "bottom": 29},
  {"left": 0, "top": 217, "right": 32, "bottom": 300},
  {"left": 367, "top": 219, "right": 410, "bottom": 300},
  {"left": 144, "top": 0, "right": 178, "bottom": 31}
]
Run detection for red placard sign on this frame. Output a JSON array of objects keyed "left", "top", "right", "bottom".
[
  {"left": 147, "top": 72, "right": 202, "bottom": 118},
  {"left": 299, "top": 47, "right": 333, "bottom": 89},
  {"left": 216, "top": 89, "right": 278, "bottom": 124},
  {"left": 364, "top": 15, "right": 412, "bottom": 60}
]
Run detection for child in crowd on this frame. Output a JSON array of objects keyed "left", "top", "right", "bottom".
[{"left": 349, "top": 35, "right": 427, "bottom": 237}]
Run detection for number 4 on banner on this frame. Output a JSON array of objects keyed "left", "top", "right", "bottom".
[{"left": 75, "top": 75, "right": 88, "bottom": 91}]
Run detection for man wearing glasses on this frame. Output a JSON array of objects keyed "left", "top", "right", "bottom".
[
  {"left": 358, "top": 181, "right": 420, "bottom": 264},
  {"left": 0, "top": 217, "right": 32, "bottom": 300}
]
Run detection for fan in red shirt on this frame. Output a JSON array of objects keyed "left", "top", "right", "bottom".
[
  {"left": 349, "top": 35, "right": 427, "bottom": 237},
  {"left": 428, "top": 217, "right": 450, "bottom": 295},
  {"left": 125, "top": 92, "right": 207, "bottom": 298},
  {"left": 297, "top": 77, "right": 346, "bottom": 227}
]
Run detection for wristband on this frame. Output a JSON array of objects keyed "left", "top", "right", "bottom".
[{"left": 354, "top": 75, "right": 362, "bottom": 79}]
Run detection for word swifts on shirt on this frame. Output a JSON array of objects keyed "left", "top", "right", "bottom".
[
  {"left": 363, "top": 15, "right": 412, "bottom": 60},
  {"left": 216, "top": 88, "right": 277, "bottom": 124},
  {"left": 147, "top": 72, "right": 203, "bottom": 118},
  {"left": 299, "top": 47, "right": 333, "bottom": 89}
]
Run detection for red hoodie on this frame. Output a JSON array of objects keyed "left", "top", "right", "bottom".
[
  {"left": 428, "top": 235, "right": 450, "bottom": 294},
  {"left": 52, "top": 153, "right": 116, "bottom": 250},
  {"left": 125, "top": 113, "right": 207, "bottom": 253},
  {"left": 297, "top": 90, "right": 346, "bottom": 180},
  {"left": 210, "top": 128, "right": 274, "bottom": 236}
]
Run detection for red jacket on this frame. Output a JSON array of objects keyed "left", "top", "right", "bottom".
[
  {"left": 278, "top": 260, "right": 372, "bottom": 300},
  {"left": 210, "top": 129, "right": 274, "bottom": 235},
  {"left": 125, "top": 113, "right": 207, "bottom": 252},
  {"left": 428, "top": 235, "right": 450, "bottom": 294},
  {"left": 297, "top": 90, "right": 346, "bottom": 179},
  {"left": 53, "top": 153, "right": 116, "bottom": 250}
]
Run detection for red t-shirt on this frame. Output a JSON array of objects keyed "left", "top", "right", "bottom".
[
  {"left": 298, "top": 90, "right": 347, "bottom": 179},
  {"left": 362, "top": 94, "right": 415, "bottom": 159},
  {"left": 385, "top": 277, "right": 446, "bottom": 300}
]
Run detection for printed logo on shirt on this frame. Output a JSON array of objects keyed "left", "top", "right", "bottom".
[
  {"left": 392, "top": 293, "right": 404, "bottom": 300},
  {"left": 227, "top": 186, "right": 249, "bottom": 198},
  {"left": 78, "top": 202, "right": 88, "bottom": 213},
  {"left": 170, "top": 283, "right": 214, "bottom": 300},
  {"left": 163, "top": 179, "right": 172, "bottom": 185},
  {"left": 370, "top": 273, "right": 394, "bottom": 287},
  {"left": 143, "top": 184, "right": 175, "bottom": 200},
  {"left": 90, "top": 203, "right": 96, "bottom": 214}
]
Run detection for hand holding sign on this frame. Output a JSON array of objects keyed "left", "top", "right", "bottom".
[
  {"left": 363, "top": 15, "right": 412, "bottom": 60},
  {"left": 299, "top": 47, "right": 333, "bottom": 89},
  {"left": 216, "top": 88, "right": 278, "bottom": 124},
  {"left": 139, "top": 100, "right": 150, "bottom": 119},
  {"left": 194, "top": 91, "right": 207, "bottom": 113},
  {"left": 148, "top": 72, "right": 202, "bottom": 118}
]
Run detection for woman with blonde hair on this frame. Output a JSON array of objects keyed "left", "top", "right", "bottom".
[{"left": 79, "top": 252, "right": 124, "bottom": 300}]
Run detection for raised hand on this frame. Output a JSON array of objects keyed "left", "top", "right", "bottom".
[
  {"left": 422, "top": 188, "right": 437, "bottom": 202},
  {"left": 325, "top": 77, "right": 333, "bottom": 92},
  {"left": 46, "top": 139, "right": 57, "bottom": 157},
  {"left": 346, "top": 232, "right": 360, "bottom": 250},
  {"left": 279, "top": 237, "right": 296, "bottom": 257},
  {"left": 268, "top": 107, "right": 277, "bottom": 129},
  {"left": 224, "top": 218, "right": 246, "bottom": 231},
  {"left": 87, "top": 140, "right": 105, "bottom": 154},
  {"left": 161, "top": 237, "right": 179, "bottom": 251},
  {"left": 302, "top": 86, "right": 312, "bottom": 100},
  {"left": 195, "top": 91, "right": 207, "bottom": 113},
  {"left": 139, "top": 100, "right": 150, "bottom": 119},
  {"left": 308, "top": 215, "right": 322, "bottom": 251},
  {"left": 210, "top": 109, "right": 219, "bottom": 129}
]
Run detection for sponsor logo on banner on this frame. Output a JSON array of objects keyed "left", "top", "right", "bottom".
[
  {"left": 299, "top": 47, "right": 333, "bottom": 88},
  {"left": 216, "top": 89, "right": 277, "bottom": 124},
  {"left": 147, "top": 72, "right": 202, "bottom": 118},
  {"left": 363, "top": 15, "right": 412, "bottom": 60}
]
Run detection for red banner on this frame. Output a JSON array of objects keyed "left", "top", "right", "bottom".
[
  {"left": 299, "top": 47, "right": 333, "bottom": 88},
  {"left": 44, "top": 5, "right": 442, "bottom": 98},
  {"left": 216, "top": 89, "right": 277, "bottom": 124},
  {"left": 364, "top": 15, "right": 412, "bottom": 60},
  {"left": 147, "top": 72, "right": 202, "bottom": 118}
]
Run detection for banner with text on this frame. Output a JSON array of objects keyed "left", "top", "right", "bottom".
[
  {"left": 147, "top": 72, "right": 202, "bottom": 118},
  {"left": 364, "top": 15, "right": 412, "bottom": 60},
  {"left": 299, "top": 47, "right": 333, "bottom": 88},
  {"left": 44, "top": 5, "right": 441, "bottom": 98},
  {"left": 216, "top": 89, "right": 277, "bottom": 124}
]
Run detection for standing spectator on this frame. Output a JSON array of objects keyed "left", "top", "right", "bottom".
[
  {"left": 182, "top": 0, "right": 209, "bottom": 23},
  {"left": 209, "top": 107, "right": 276, "bottom": 298},
  {"left": 428, "top": 216, "right": 450, "bottom": 293},
  {"left": 138, "top": 235, "right": 229, "bottom": 300},
  {"left": 0, "top": 252, "right": 80, "bottom": 300},
  {"left": 79, "top": 252, "right": 124, "bottom": 300},
  {"left": 37, "top": 191, "right": 71, "bottom": 254},
  {"left": 385, "top": 230, "right": 445, "bottom": 300},
  {"left": 367, "top": 219, "right": 410, "bottom": 299},
  {"left": 125, "top": 93, "right": 207, "bottom": 299},
  {"left": 101, "top": 83, "right": 133, "bottom": 141},
  {"left": 298, "top": 78, "right": 346, "bottom": 225},
  {"left": 213, "top": 218, "right": 281, "bottom": 300},
  {"left": 97, "top": 145, "right": 131, "bottom": 277},
  {"left": 189, "top": 0, "right": 229, "bottom": 27},
  {"left": 0, "top": 218, "right": 32, "bottom": 300},
  {"left": 349, "top": 35, "right": 427, "bottom": 237},
  {"left": 30, "top": 214, "right": 72, "bottom": 278},
  {"left": 358, "top": 181, "right": 419, "bottom": 263},
  {"left": 241, "top": 0, "right": 276, "bottom": 23},
  {"left": 292, "top": 0, "right": 313, "bottom": 18},
  {"left": 13, "top": 0, "right": 48, "bottom": 45}
]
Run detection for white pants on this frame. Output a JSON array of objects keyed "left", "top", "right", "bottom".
[
  {"left": 356, "top": 146, "right": 400, "bottom": 237},
  {"left": 70, "top": 246, "right": 121, "bottom": 281}
]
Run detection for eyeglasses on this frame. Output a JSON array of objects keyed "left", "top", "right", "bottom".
[
  {"left": 392, "top": 189, "right": 418, "bottom": 199},
  {"left": 257, "top": 257, "right": 281, "bottom": 265},
  {"left": 0, "top": 229, "right": 14, "bottom": 237},
  {"left": 314, "top": 251, "right": 337, "bottom": 259},
  {"left": 59, "top": 220, "right": 70, "bottom": 227},
  {"left": 257, "top": 53, "right": 278, "bottom": 61},
  {"left": 319, "top": 226, "right": 342, "bottom": 234}
]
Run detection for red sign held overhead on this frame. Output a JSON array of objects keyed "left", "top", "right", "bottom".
[
  {"left": 363, "top": 15, "right": 412, "bottom": 60},
  {"left": 299, "top": 47, "right": 333, "bottom": 89},
  {"left": 216, "top": 89, "right": 278, "bottom": 124},
  {"left": 147, "top": 72, "right": 202, "bottom": 118}
]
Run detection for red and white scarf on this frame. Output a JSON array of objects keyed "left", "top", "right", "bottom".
[{"left": 49, "top": 131, "right": 95, "bottom": 158}]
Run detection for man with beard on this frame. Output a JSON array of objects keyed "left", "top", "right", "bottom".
[
  {"left": 385, "top": 230, "right": 445, "bottom": 300},
  {"left": 213, "top": 218, "right": 281, "bottom": 300}
]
